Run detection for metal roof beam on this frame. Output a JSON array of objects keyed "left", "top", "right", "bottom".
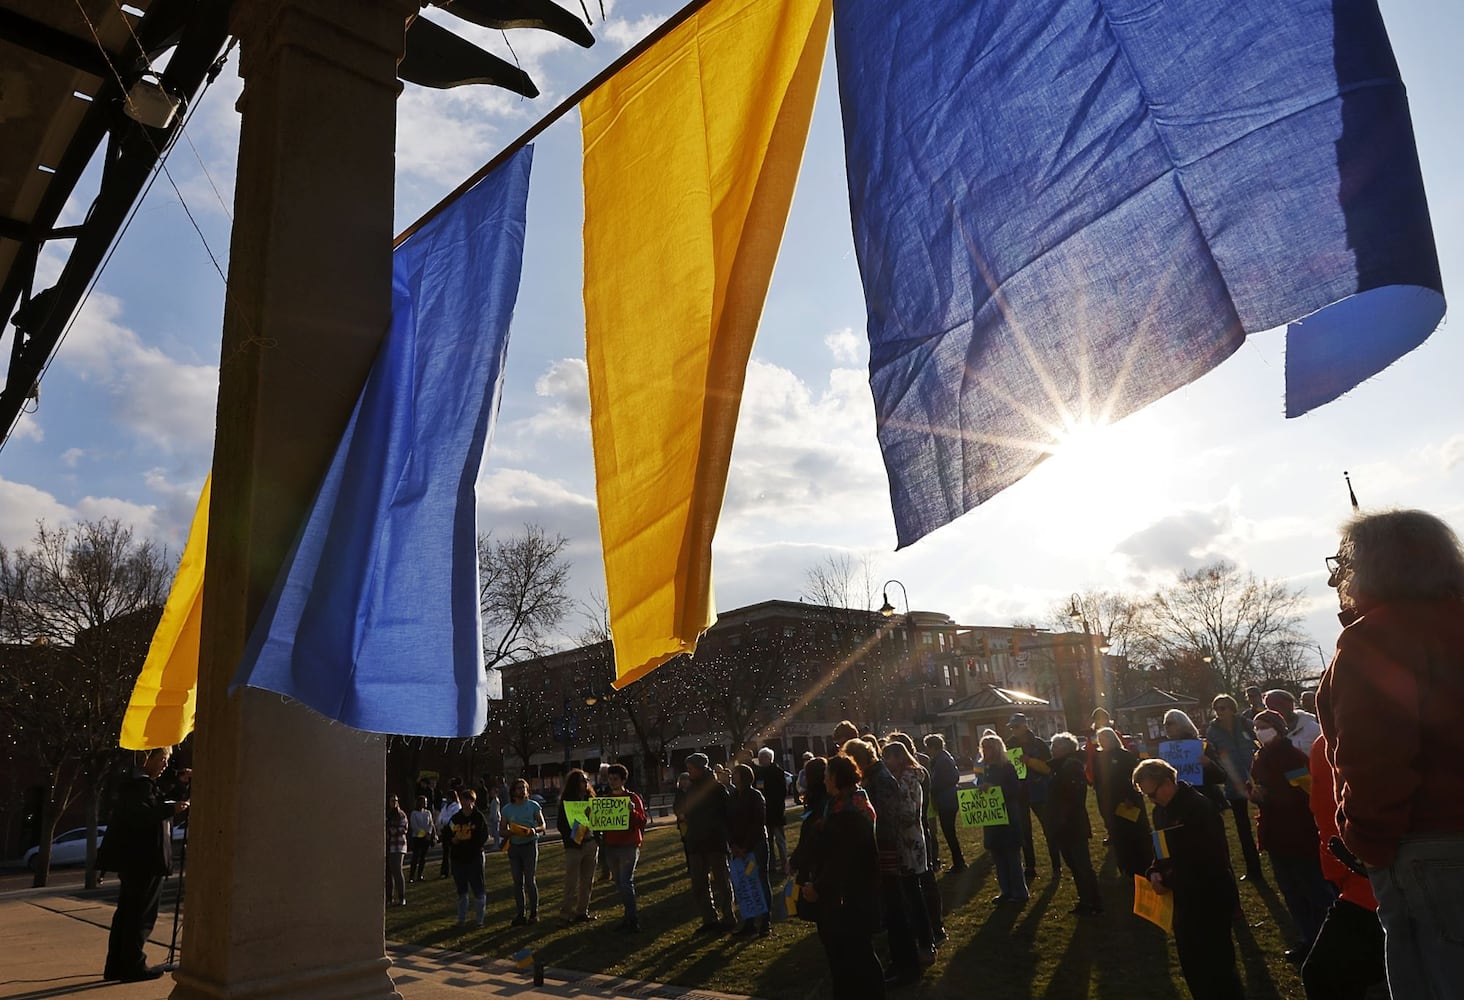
[{"left": 0, "top": 7, "right": 115, "bottom": 79}]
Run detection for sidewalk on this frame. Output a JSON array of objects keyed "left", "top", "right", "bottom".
[{"left": 0, "top": 891, "right": 755, "bottom": 1000}]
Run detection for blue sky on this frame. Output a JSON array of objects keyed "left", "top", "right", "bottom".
[{"left": 2, "top": 0, "right": 1459, "bottom": 666}]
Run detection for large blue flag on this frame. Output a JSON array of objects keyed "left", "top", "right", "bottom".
[
  {"left": 231, "top": 146, "right": 533, "bottom": 737},
  {"left": 835, "top": 0, "right": 1444, "bottom": 547}
]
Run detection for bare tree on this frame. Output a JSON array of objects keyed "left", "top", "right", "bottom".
[
  {"left": 1130, "top": 560, "right": 1309, "bottom": 700},
  {"left": 0, "top": 519, "right": 169, "bottom": 887},
  {"left": 478, "top": 523, "right": 571, "bottom": 688},
  {"left": 1044, "top": 589, "right": 1144, "bottom": 702},
  {"left": 801, "top": 552, "right": 879, "bottom": 611}
]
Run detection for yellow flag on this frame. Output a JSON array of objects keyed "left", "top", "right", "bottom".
[
  {"left": 120, "top": 474, "right": 209, "bottom": 750},
  {"left": 582, "top": 0, "right": 831, "bottom": 687}
]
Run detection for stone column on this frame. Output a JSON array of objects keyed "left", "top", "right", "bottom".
[{"left": 172, "top": 2, "right": 414, "bottom": 998}]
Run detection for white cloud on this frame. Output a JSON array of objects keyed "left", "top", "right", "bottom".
[
  {"left": 60, "top": 447, "right": 84, "bottom": 468},
  {"left": 1112, "top": 505, "right": 1236, "bottom": 581},
  {"left": 0, "top": 478, "right": 72, "bottom": 548},
  {"left": 8, "top": 416, "right": 43, "bottom": 443},
  {"left": 603, "top": 14, "right": 664, "bottom": 50},
  {"left": 824, "top": 327, "right": 865, "bottom": 365},
  {"left": 57, "top": 291, "right": 217, "bottom": 457}
]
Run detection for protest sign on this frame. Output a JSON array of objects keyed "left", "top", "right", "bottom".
[
  {"left": 1158, "top": 739, "right": 1205, "bottom": 785},
  {"left": 730, "top": 855, "right": 769, "bottom": 918},
  {"left": 957, "top": 786, "right": 1009, "bottom": 827},
  {"left": 1132, "top": 875, "right": 1174, "bottom": 933},
  {"left": 588, "top": 797, "right": 630, "bottom": 830},
  {"left": 1007, "top": 747, "right": 1028, "bottom": 779},
  {"left": 561, "top": 800, "right": 590, "bottom": 828}
]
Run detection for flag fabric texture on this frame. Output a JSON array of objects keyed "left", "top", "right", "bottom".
[
  {"left": 834, "top": 0, "right": 1444, "bottom": 547},
  {"left": 582, "top": 0, "right": 832, "bottom": 686},
  {"left": 119, "top": 474, "right": 210, "bottom": 750},
  {"left": 229, "top": 146, "right": 534, "bottom": 737}
]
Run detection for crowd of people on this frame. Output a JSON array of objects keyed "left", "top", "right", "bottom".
[{"left": 372, "top": 508, "right": 1461, "bottom": 1000}]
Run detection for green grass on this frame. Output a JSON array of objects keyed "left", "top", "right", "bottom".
[{"left": 386, "top": 803, "right": 1311, "bottom": 999}]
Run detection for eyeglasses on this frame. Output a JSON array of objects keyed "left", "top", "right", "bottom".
[
  {"left": 1138, "top": 779, "right": 1170, "bottom": 802},
  {"left": 1325, "top": 555, "right": 1348, "bottom": 576}
]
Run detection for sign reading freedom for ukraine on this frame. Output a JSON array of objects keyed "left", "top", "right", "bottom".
[
  {"left": 1159, "top": 740, "right": 1205, "bottom": 785},
  {"left": 958, "top": 786, "right": 1009, "bottom": 827},
  {"left": 563, "top": 798, "right": 630, "bottom": 830}
]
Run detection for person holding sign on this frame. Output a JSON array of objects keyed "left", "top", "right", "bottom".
[
  {"left": 977, "top": 734, "right": 1027, "bottom": 906},
  {"left": 599, "top": 764, "right": 647, "bottom": 932},
  {"left": 1048, "top": 733, "right": 1103, "bottom": 917},
  {"left": 1249, "top": 711, "right": 1335, "bottom": 963},
  {"left": 1007, "top": 713, "right": 1059, "bottom": 883},
  {"left": 1094, "top": 728, "right": 1152, "bottom": 879},
  {"left": 730, "top": 763, "right": 774, "bottom": 937},
  {"left": 801, "top": 754, "right": 885, "bottom": 1000},
  {"left": 1133, "top": 758, "right": 1245, "bottom": 1000},
  {"left": 500, "top": 779, "right": 545, "bottom": 926},
  {"left": 555, "top": 769, "right": 600, "bottom": 924}
]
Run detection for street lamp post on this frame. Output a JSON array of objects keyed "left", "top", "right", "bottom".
[
  {"left": 552, "top": 696, "right": 578, "bottom": 770},
  {"left": 878, "top": 579, "right": 911, "bottom": 734},
  {"left": 1067, "top": 594, "right": 1110, "bottom": 714}
]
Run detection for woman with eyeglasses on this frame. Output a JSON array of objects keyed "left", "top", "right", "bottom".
[
  {"left": 1133, "top": 758, "right": 1245, "bottom": 1000},
  {"left": 1319, "top": 509, "right": 1464, "bottom": 1000}
]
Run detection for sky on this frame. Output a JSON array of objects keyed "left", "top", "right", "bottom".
[{"left": 1, "top": 0, "right": 1460, "bottom": 676}]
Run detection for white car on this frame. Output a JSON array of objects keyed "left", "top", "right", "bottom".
[
  {"left": 23, "top": 822, "right": 188, "bottom": 870},
  {"left": 24, "top": 825, "right": 104, "bottom": 871}
]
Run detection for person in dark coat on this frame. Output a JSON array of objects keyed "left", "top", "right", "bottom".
[
  {"left": 1135, "top": 759, "right": 1245, "bottom": 1000},
  {"left": 682, "top": 754, "right": 736, "bottom": 931},
  {"left": 923, "top": 734, "right": 966, "bottom": 871},
  {"left": 1047, "top": 733, "right": 1103, "bottom": 916},
  {"left": 100, "top": 746, "right": 188, "bottom": 982},
  {"left": 1007, "top": 713, "right": 1059, "bottom": 881},
  {"left": 1249, "top": 710, "right": 1336, "bottom": 961},
  {"left": 978, "top": 734, "right": 1027, "bottom": 905},
  {"left": 1094, "top": 727, "right": 1152, "bottom": 878},
  {"left": 843, "top": 737, "right": 922, "bottom": 987},
  {"left": 1206, "top": 694, "right": 1265, "bottom": 882},
  {"left": 755, "top": 748, "right": 789, "bottom": 873},
  {"left": 799, "top": 753, "right": 885, "bottom": 1000},
  {"left": 730, "top": 763, "right": 773, "bottom": 937}
]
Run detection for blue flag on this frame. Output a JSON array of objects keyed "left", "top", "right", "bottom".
[
  {"left": 834, "top": 0, "right": 1443, "bottom": 547},
  {"left": 230, "top": 146, "right": 534, "bottom": 737}
]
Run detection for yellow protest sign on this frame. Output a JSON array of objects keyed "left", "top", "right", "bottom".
[
  {"left": 957, "top": 786, "right": 1009, "bottom": 827},
  {"left": 588, "top": 797, "right": 630, "bottom": 830},
  {"left": 562, "top": 800, "right": 590, "bottom": 828},
  {"left": 1114, "top": 802, "right": 1141, "bottom": 823},
  {"left": 1007, "top": 748, "right": 1028, "bottom": 779},
  {"left": 1132, "top": 875, "right": 1174, "bottom": 933}
]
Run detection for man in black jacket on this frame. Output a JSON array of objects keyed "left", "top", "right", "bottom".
[
  {"left": 1135, "top": 758, "right": 1245, "bottom": 1000},
  {"left": 924, "top": 734, "right": 966, "bottom": 871},
  {"left": 100, "top": 746, "right": 188, "bottom": 982},
  {"left": 1047, "top": 733, "right": 1102, "bottom": 916},
  {"left": 755, "top": 748, "right": 789, "bottom": 873},
  {"left": 683, "top": 754, "right": 736, "bottom": 932}
]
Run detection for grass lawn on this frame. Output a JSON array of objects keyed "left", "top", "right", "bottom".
[{"left": 387, "top": 802, "right": 1313, "bottom": 999}]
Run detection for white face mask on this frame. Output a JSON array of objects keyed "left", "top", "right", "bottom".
[{"left": 1257, "top": 728, "right": 1279, "bottom": 745}]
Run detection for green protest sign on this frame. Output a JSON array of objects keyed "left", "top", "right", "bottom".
[
  {"left": 562, "top": 800, "right": 590, "bottom": 828},
  {"left": 1007, "top": 747, "right": 1027, "bottom": 779},
  {"left": 587, "top": 796, "right": 630, "bottom": 830},
  {"left": 957, "top": 786, "right": 1009, "bottom": 827}
]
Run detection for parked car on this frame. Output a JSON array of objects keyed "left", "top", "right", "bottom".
[
  {"left": 24, "top": 825, "right": 104, "bottom": 871},
  {"left": 24, "top": 822, "right": 188, "bottom": 870}
]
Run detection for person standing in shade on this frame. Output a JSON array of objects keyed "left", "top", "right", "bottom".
[
  {"left": 386, "top": 794, "right": 409, "bottom": 907},
  {"left": 1094, "top": 727, "right": 1152, "bottom": 879},
  {"left": 1134, "top": 758, "right": 1246, "bottom": 1000},
  {"left": 446, "top": 788, "right": 489, "bottom": 927},
  {"left": 800, "top": 754, "right": 885, "bottom": 1000},
  {"left": 437, "top": 778, "right": 462, "bottom": 879},
  {"left": 1320, "top": 508, "right": 1464, "bottom": 1000},
  {"left": 978, "top": 734, "right": 1028, "bottom": 906},
  {"left": 683, "top": 753, "right": 737, "bottom": 932},
  {"left": 924, "top": 733, "right": 966, "bottom": 873},
  {"left": 1206, "top": 694, "right": 1265, "bottom": 882},
  {"left": 730, "top": 762, "right": 774, "bottom": 937},
  {"left": 843, "top": 737, "right": 922, "bottom": 987},
  {"left": 99, "top": 746, "right": 188, "bottom": 983},
  {"left": 600, "top": 764, "right": 647, "bottom": 932},
  {"left": 1007, "top": 713, "right": 1058, "bottom": 882},
  {"left": 1048, "top": 733, "right": 1103, "bottom": 916},
  {"left": 1301, "top": 733, "right": 1388, "bottom": 1000},
  {"left": 755, "top": 747, "right": 789, "bottom": 874},
  {"left": 407, "top": 795, "right": 436, "bottom": 883},
  {"left": 500, "top": 779, "right": 545, "bottom": 925},
  {"left": 1249, "top": 710, "right": 1336, "bottom": 963},
  {"left": 555, "top": 769, "right": 599, "bottom": 923}
]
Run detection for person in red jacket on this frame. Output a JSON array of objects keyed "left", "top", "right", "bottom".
[
  {"left": 600, "top": 764, "right": 648, "bottom": 932},
  {"left": 1319, "top": 508, "right": 1464, "bottom": 1000},
  {"left": 1248, "top": 711, "right": 1336, "bottom": 962},
  {"left": 1301, "top": 734, "right": 1386, "bottom": 1000}
]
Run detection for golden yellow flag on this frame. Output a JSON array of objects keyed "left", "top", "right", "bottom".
[
  {"left": 583, "top": 0, "right": 831, "bottom": 687},
  {"left": 120, "top": 474, "right": 209, "bottom": 750}
]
